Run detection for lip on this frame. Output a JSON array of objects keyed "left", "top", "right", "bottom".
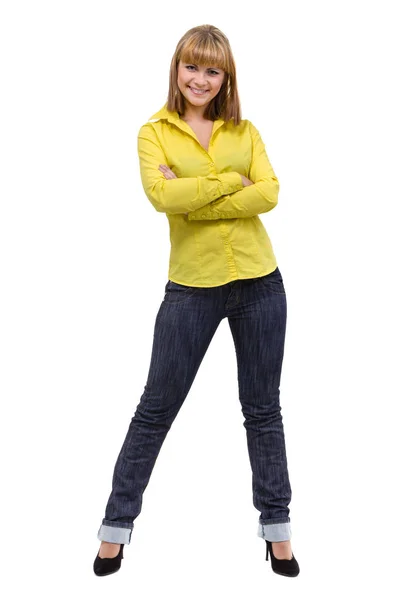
[{"left": 188, "top": 86, "right": 209, "bottom": 94}]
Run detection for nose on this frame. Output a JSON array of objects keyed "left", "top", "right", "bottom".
[{"left": 192, "top": 75, "right": 209, "bottom": 87}]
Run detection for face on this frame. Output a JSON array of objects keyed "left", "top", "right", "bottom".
[{"left": 177, "top": 59, "right": 226, "bottom": 111}]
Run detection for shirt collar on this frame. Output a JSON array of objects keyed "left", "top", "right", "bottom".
[
  {"left": 147, "top": 102, "right": 226, "bottom": 134},
  {"left": 148, "top": 103, "right": 178, "bottom": 123}
]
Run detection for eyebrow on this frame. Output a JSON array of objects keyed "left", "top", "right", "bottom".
[{"left": 184, "top": 63, "right": 220, "bottom": 69}]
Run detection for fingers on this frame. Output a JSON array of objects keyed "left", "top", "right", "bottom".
[{"left": 159, "top": 164, "right": 177, "bottom": 179}]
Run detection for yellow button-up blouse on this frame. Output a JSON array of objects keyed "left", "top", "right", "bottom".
[{"left": 137, "top": 102, "right": 280, "bottom": 287}]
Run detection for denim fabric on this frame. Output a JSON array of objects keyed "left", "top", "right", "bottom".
[{"left": 97, "top": 266, "right": 292, "bottom": 544}]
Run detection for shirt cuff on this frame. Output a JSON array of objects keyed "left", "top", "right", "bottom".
[{"left": 219, "top": 171, "right": 244, "bottom": 194}]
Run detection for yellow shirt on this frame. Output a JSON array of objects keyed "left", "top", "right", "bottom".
[{"left": 137, "top": 102, "right": 280, "bottom": 287}]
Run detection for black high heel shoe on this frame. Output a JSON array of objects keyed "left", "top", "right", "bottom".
[
  {"left": 93, "top": 543, "right": 124, "bottom": 576},
  {"left": 265, "top": 540, "right": 300, "bottom": 577}
]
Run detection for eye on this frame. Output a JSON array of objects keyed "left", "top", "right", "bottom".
[{"left": 185, "top": 65, "right": 220, "bottom": 75}]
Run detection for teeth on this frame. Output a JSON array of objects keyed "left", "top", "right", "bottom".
[{"left": 189, "top": 86, "right": 208, "bottom": 95}]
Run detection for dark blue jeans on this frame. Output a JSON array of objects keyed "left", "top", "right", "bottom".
[{"left": 97, "top": 266, "right": 292, "bottom": 544}]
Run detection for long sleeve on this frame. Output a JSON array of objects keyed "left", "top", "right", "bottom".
[
  {"left": 137, "top": 123, "right": 244, "bottom": 214},
  {"left": 187, "top": 121, "right": 279, "bottom": 220}
]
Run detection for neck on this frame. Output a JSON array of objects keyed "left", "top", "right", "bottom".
[{"left": 181, "top": 102, "right": 209, "bottom": 122}]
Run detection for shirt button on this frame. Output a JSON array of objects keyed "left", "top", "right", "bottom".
[{"left": 209, "top": 162, "right": 214, "bottom": 167}]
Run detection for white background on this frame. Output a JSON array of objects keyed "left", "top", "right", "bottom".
[{"left": 1, "top": 0, "right": 399, "bottom": 597}]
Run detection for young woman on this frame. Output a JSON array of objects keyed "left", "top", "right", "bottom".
[{"left": 94, "top": 24, "right": 300, "bottom": 578}]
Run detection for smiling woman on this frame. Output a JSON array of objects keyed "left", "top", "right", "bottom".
[{"left": 95, "top": 24, "right": 299, "bottom": 579}]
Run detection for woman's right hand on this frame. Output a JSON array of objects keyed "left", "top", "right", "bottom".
[{"left": 240, "top": 174, "right": 254, "bottom": 187}]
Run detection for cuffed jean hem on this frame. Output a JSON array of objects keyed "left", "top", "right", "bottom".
[
  {"left": 97, "top": 522, "right": 133, "bottom": 544},
  {"left": 257, "top": 521, "right": 292, "bottom": 542}
]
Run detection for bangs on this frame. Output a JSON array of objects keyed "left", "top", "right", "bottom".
[{"left": 180, "top": 38, "right": 227, "bottom": 71}]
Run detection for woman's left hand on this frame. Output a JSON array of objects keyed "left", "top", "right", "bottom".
[{"left": 158, "top": 164, "right": 177, "bottom": 179}]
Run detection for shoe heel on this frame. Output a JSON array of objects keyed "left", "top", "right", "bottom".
[{"left": 265, "top": 540, "right": 300, "bottom": 578}]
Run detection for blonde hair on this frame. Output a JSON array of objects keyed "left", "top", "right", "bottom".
[{"left": 167, "top": 24, "right": 242, "bottom": 125}]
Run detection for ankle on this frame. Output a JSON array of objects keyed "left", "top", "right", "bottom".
[
  {"left": 98, "top": 541, "right": 121, "bottom": 558},
  {"left": 101, "top": 541, "right": 120, "bottom": 545},
  {"left": 271, "top": 540, "right": 292, "bottom": 559}
]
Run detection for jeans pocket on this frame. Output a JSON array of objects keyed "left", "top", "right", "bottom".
[
  {"left": 257, "top": 267, "right": 286, "bottom": 295},
  {"left": 164, "top": 279, "right": 198, "bottom": 303}
]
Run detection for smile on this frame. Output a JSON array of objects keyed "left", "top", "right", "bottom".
[{"left": 188, "top": 86, "right": 209, "bottom": 95}]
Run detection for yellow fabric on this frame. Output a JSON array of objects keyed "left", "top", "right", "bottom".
[{"left": 137, "top": 102, "right": 280, "bottom": 287}]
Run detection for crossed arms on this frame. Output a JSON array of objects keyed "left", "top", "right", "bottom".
[{"left": 137, "top": 120, "right": 280, "bottom": 220}]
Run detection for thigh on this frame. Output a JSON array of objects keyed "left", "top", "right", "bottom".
[
  {"left": 144, "top": 281, "right": 222, "bottom": 402},
  {"left": 228, "top": 269, "right": 287, "bottom": 398}
]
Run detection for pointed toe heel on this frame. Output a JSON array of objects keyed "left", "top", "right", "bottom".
[
  {"left": 93, "top": 543, "right": 124, "bottom": 576},
  {"left": 265, "top": 540, "right": 300, "bottom": 577}
]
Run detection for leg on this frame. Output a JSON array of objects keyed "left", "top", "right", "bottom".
[
  {"left": 227, "top": 268, "right": 292, "bottom": 542},
  {"left": 97, "top": 282, "right": 222, "bottom": 544}
]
